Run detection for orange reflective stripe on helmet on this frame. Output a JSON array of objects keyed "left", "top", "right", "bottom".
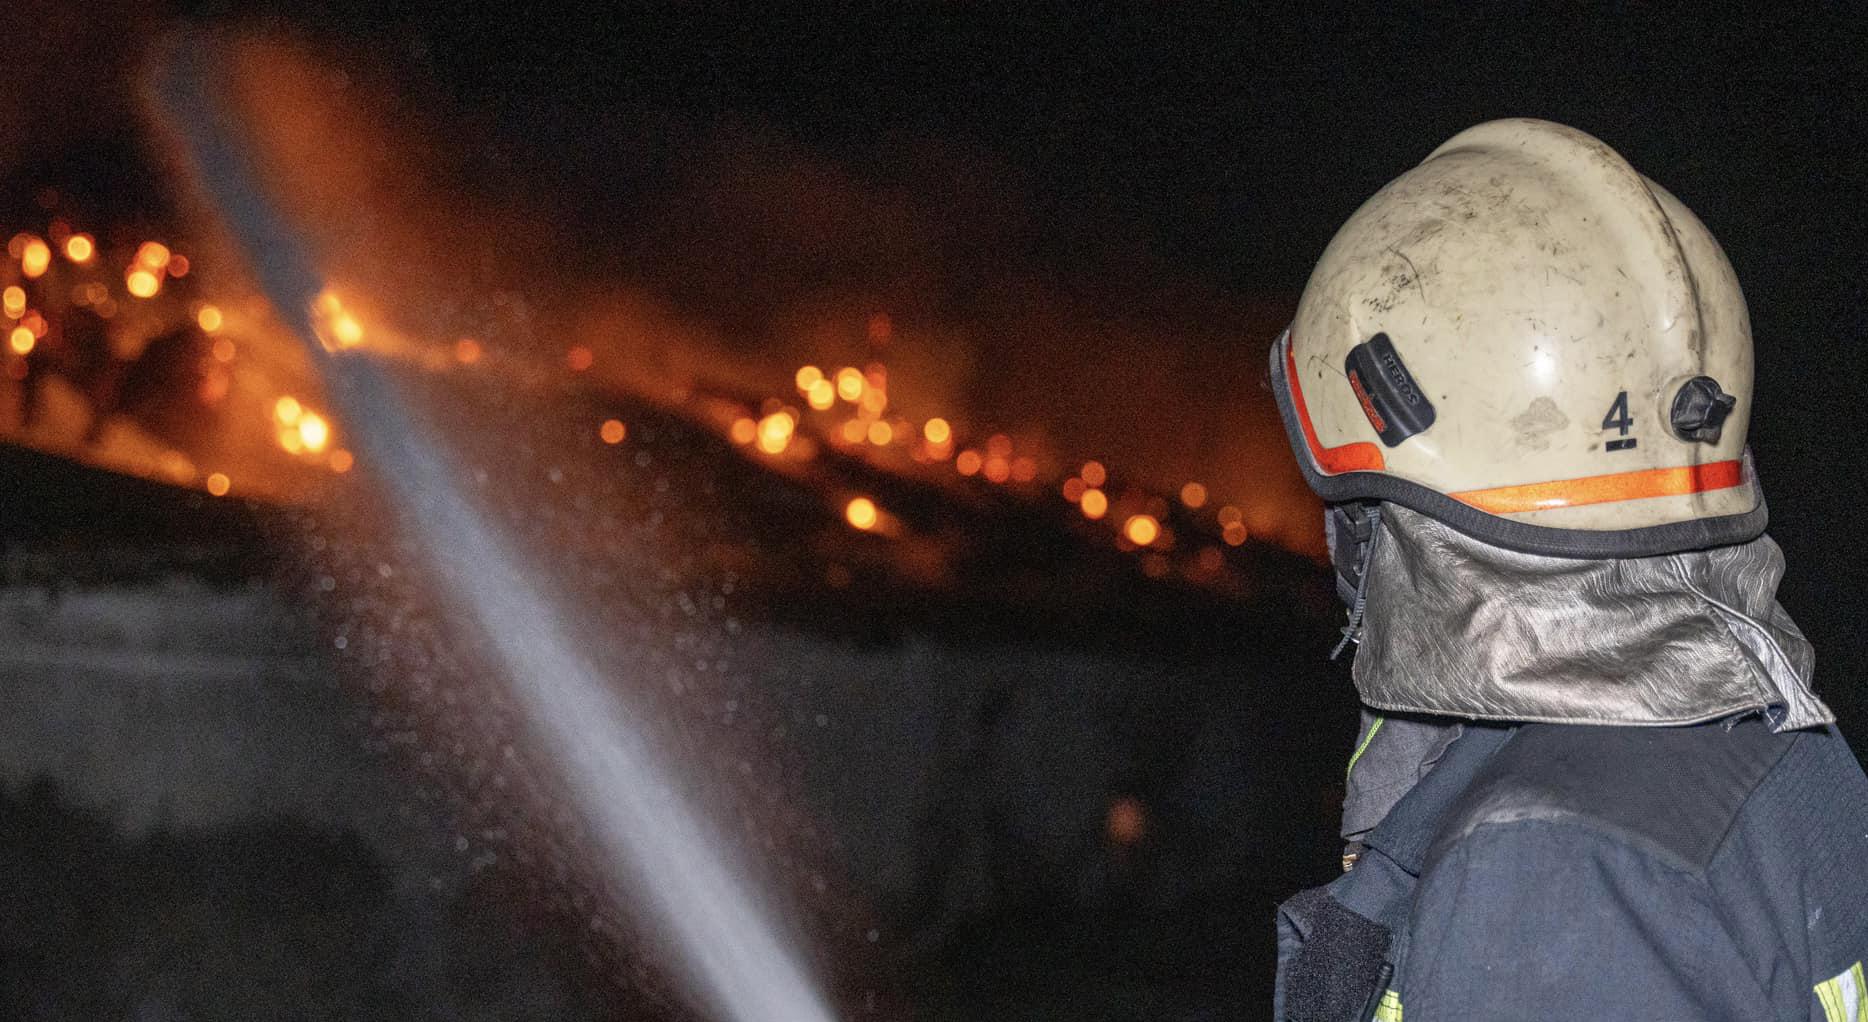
[
  {"left": 1284, "top": 339, "right": 1386, "bottom": 474},
  {"left": 1451, "top": 460, "right": 1745, "bottom": 515}
]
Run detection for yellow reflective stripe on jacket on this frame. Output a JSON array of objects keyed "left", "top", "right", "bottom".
[
  {"left": 1346, "top": 716, "right": 1386, "bottom": 779},
  {"left": 1371, "top": 988, "right": 1402, "bottom": 1022},
  {"left": 1817, "top": 961, "right": 1865, "bottom": 1022}
]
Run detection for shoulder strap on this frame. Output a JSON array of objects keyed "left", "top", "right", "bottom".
[{"left": 1359, "top": 723, "right": 1515, "bottom": 875}]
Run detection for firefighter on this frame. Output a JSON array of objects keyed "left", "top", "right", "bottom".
[{"left": 1270, "top": 118, "right": 1868, "bottom": 1021}]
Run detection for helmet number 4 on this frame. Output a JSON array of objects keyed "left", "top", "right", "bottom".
[{"left": 1602, "top": 391, "right": 1637, "bottom": 451}]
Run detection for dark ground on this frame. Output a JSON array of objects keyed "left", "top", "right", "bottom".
[
  {"left": 0, "top": 782, "right": 606, "bottom": 1021},
  {"left": 0, "top": 435, "right": 1350, "bottom": 1021}
]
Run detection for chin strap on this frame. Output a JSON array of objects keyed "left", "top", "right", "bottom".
[{"left": 1331, "top": 504, "right": 1382, "bottom": 660}]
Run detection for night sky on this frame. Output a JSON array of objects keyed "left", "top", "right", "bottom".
[{"left": 217, "top": 6, "right": 1868, "bottom": 295}]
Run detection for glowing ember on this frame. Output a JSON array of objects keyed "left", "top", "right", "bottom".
[
  {"left": 134, "top": 241, "right": 172, "bottom": 269},
  {"left": 333, "top": 315, "right": 364, "bottom": 347},
  {"left": 2, "top": 286, "right": 23, "bottom": 318},
  {"left": 126, "top": 269, "right": 161, "bottom": 298},
  {"left": 983, "top": 457, "right": 1010, "bottom": 484},
  {"left": 859, "top": 388, "right": 887, "bottom": 415},
  {"left": 834, "top": 366, "right": 864, "bottom": 403},
  {"left": 923, "top": 417, "right": 952, "bottom": 445},
  {"left": 296, "top": 412, "right": 331, "bottom": 453},
  {"left": 756, "top": 411, "right": 795, "bottom": 454},
  {"left": 1223, "top": 522, "right": 1249, "bottom": 546},
  {"left": 1062, "top": 477, "right": 1087, "bottom": 502},
  {"left": 1180, "top": 481, "right": 1208, "bottom": 509},
  {"left": 315, "top": 291, "right": 366, "bottom": 349},
  {"left": 21, "top": 239, "right": 51, "bottom": 279},
  {"left": 1106, "top": 796, "right": 1147, "bottom": 846},
  {"left": 987, "top": 434, "right": 1013, "bottom": 459},
  {"left": 866, "top": 420, "right": 893, "bottom": 446},
  {"left": 802, "top": 378, "right": 832, "bottom": 410},
  {"left": 956, "top": 450, "right": 983, "bottom": 476},
  {"left": 1081, "top": 460, "right": 1107, "bottom": 487},
  {"left": 63, "top": 234, "right": 94, "bottom": 263},
  {"left": 1011, "top": 456, "right": 1037, "bottom": 483},
  {"left": 196, "top": 304, "right": 224, "bottom": 332},
  {"left": 274, "top": 395, "right": 303, "bottom": 425},
  {"left": 600, "top": 418, "right": 627, "bottom": 444},
  {"left": 330, "top": 449, "right": 355, "bottom": 473},
  {"left": 168, "top": 254, "right": 191, "bottom": 277},
  {"left": 794, "top": 365, "right": 823, "bottom": 393},
  {"left": 839, "top": 419, "right": 867, "bottom": 444},
  {"left": 730, "top": 417, "right": 758, "bottom": 445},
  {"left": 211, "top": 337, "right": 237, "bottom": 362},
  {"left": 845, "top": 496, "right": 879, "bottom": 531},
  {"left": 1124, "top": 514, "right": 1161, "bottom": 547},
  {"left": 1080, "top": 488, "right": 1109, "bottom": 520},
  {"left": 8, "top": 326, "right": 35, "bottom": 355},
  {"left": 199, "top": 368, "right": 230, "bottom": 404},
  {"left": 566, "top": 345, "right": 594, "bottom": 371},
  {"left": 205, "top": 472, "right": 231, "bottom": 496}
]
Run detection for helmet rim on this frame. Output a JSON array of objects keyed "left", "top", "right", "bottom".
[{"left": 1270, "top": 329, "right": 1768, "bottom": 558}]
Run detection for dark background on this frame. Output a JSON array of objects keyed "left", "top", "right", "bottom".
[
  {"left": 11, "top": 5, "right": 1865, "bottom": 595},
  {"left": 180, "top": 2, "right": 1866, "bottom": 714},
  {"left": 2, "top": 5, "right": 1865, "bottom": 1019}
]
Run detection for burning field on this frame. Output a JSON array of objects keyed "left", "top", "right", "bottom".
[
  {"left": 0, "top": 21, "right": 1351, "bottom": 1022},
  {"left": 3, "top": 26, "right": 1322, "bottom": 560}
]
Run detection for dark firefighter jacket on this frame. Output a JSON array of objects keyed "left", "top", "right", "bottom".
[{"left": 1274, "top": 716, "right": 1868, "bottom": 1021}]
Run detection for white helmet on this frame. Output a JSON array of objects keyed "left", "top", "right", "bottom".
[{"left": 1271, "top": 118, "right": 1764, "bottom": 557}]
